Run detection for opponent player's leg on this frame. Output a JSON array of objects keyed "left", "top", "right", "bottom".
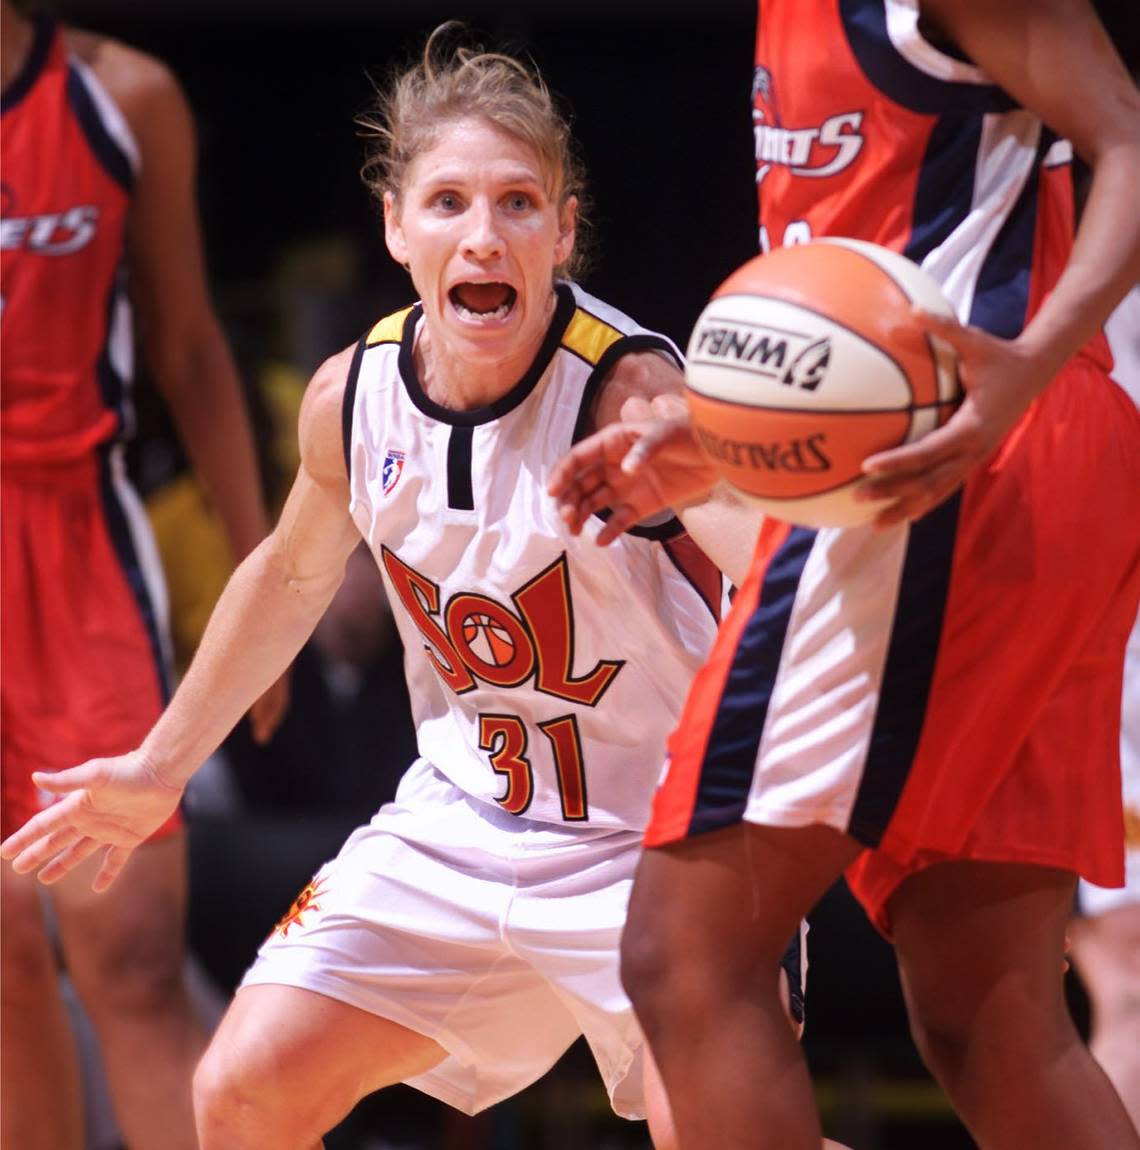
[
  {"left": 643, "top": 1046, "right": 678, "bottom": 1150},
  {"left": 1070, "top": 605, "right": 1140, "bottom": 1129},
  {"left": 51, "top": 831, "right": 207, "bottom": 1150},
  {"left": 1069, "top": 903, "right": 1140, "bottom": 1130},
  {"left": 0, "top": 866, "right": 85, "bottom": 1150},
  {"left": 193, "top": 982, "right": 448, "bottom": 1149},
  {"left": 622, "top": 821, "right": 860, "bottom": 1150},
  {"left": 890, "top": 860, "right": 1140, "bottom": 1150},
  {"left": 640, "top": 1019, "right": 851, "bottom": 1150}
]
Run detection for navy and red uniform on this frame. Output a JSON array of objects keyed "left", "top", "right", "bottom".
[
  {"left": 646, "top": 0, "right": 1140, "bottom": 934},
  {"left": 1, "top": 16, "right": 176, "bottom": 839}
]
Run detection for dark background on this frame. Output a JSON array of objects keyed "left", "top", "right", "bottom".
[
  {"left": 68, "top": 0, "right": 763, "bottom": 358},
  {"left": 42, "top": 2, "right": 1136, "bottom": 1147}
]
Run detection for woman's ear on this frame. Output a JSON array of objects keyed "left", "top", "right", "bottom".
[
  {"left": 383, "top": 191, "right": 409, "bottom": 267},
  {"left": 554, "top": 194, "right": 578, "bottom": 269}
]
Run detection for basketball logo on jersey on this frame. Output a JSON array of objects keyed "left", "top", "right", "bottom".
[
  {"left": 381, "top": 547, "right": 623, "bottom": 705},
  {"left": 752, "top": 66, "right": 865, "bottom": 187},
  {"left": 461, "top": 614, "right": 517, "bottom": 667},
  {"left": 381, "top": 449, "right": 406, "bottom": 496}
]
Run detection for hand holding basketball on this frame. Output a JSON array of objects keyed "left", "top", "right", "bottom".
[
  {"left": 683, "top": 238, "right": 962, "bottom": 529},
  {"left": 556, "top": 239, "right": 1063, "bottom": 538},
  {"left": 858, "top": 310, "right": 1047, "bottom": 527}
]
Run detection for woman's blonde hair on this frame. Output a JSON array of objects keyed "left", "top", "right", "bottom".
[{"left": 359, "top": 23, "right": 592, "bottom": 280}]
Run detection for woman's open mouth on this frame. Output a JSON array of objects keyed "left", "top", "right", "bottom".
[{"left": 449, "top": 282, "right": 517, "bottom": 321}]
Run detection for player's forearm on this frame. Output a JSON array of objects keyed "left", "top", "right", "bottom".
[
  {"left": 139, "top": 535, "right": 340, "bottom": 786},
  {"left": 158, "top": 320, "right": 272, "bottom": 561},
  {"left": 1019, "top": 145, "right": 1140, "bottom": 386},
  {"left": 678, "top": 484, "right": 763, "bottom": 588}
]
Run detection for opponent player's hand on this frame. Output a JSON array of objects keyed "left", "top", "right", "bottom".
[
  {"left": 549, "top": 403, "right": 719, "bottom": 545},
  {"left": 0, "top": 750, "right": 184, "bottom": 891},
  {"left": 248, "top": 668, "right": 291, "bottom": 744},
  {"left": 857, "top": 310, "right": 1044, "bottom": 528}
]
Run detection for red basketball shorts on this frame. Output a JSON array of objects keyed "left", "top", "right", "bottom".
[
  {"left": 646, "top": 355, "right": 1140, "bottom": 935},
  {"left": 1, "top": 450, "right": 180, "bottom": 840}
]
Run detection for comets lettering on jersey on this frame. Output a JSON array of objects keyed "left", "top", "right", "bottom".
[
  {"left": 1, "top": 18, "right": 137, "bottom": 461},
  {"left": 0, "top": 204, "right": 101, "bottom": 255},
  {"left": 752, "top": 66, "right": 864, "bottom": 187}
]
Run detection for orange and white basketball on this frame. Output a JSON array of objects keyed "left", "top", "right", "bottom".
[{"left": 684, "top": 238, "right": 961, "bottom": 528}]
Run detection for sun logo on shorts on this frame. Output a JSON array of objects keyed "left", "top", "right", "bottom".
[{"left": 271, "top": 875, "right": 328, "bottom": 940}]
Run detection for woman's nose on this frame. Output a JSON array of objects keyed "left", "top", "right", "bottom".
[{"left": 461, "top": 199, "right": 503, "bottom": 260}]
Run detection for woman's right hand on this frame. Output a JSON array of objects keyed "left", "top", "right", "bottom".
[
  {"left": 549, "top": 407, "right": 720, "bottom": 545},
  {"left": 0, "top": 750, "right": 186, "bottom": 891}
]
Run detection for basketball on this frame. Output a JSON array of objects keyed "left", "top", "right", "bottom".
[{"left": 684, "top": 238, "right": 961, "bottom": 528}]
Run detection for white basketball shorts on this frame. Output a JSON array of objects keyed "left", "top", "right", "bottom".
[{"left": 241, "top": 757, "right": 649, "bottom": 1118}]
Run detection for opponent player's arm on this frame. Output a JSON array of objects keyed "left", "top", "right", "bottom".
[
  {"left": 97, "top": 41, "right": 271, "bottom": 564},
  {"left": 89, "top": 40, "right": 290, "bottom": 735},
  {"left": 591, "top": 350, "right": 762, "bottom": 586},
  {"left": 859, "top": 0, "right": 1140, "bottom": 524},
  {"left": 923, "top": 0, "right": 1140, "bottom": 380}
]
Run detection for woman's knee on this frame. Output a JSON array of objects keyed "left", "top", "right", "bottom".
[
  {"left": 619, "top": 900, "right": 670, "bottom": 1003},
  {"left": 904, "top": 962, "right": 1076, "bottom": 1089},
  {"left": 621, "top": 845, "right": 810, "bottom": 1032},
  {"left": 194, "top": 1037, "right": 257, "bottom": 1111},
  {"left": 620, "top": 903, "right": 786, "bottom": 1038},
  {"left": 619, "top": 894, "right": 724, "bottom": 1030},
  {"left": 67, "top": 919, "right": 188, "bottom": 1020},
  {"left": 1, "top": 909, "right": 59, "bottom": 1004},
  {"left": 193, "top": 1027, "right": 331, "bottom": 1148}
]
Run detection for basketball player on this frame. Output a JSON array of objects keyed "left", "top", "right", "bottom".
[
  {"left": 549, "top": 0, "right": 1140, "bottom": 1147},
  {"left": 1, "top": 3, "right": 283, "bottom": 1148},
  {"left": 0, "top": 27, "right": 819, "bottom": 1150}
]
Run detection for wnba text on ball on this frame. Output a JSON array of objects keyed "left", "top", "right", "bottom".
[{"left": 690, "top": 321, "right": 831, "bottom": 391}]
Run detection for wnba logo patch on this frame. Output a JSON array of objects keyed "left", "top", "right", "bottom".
[{"left": 382, "top": 449, "right": 405, "bottom": 495}]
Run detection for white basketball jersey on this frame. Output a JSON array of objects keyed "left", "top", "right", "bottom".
[{"left": 345, "top": 282, "right": 722, "bottom": 831}]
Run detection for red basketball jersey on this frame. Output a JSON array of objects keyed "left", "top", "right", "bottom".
[
  {"left": 752, "top": 0, "right": 1109, "bottom": 362},
  {"left": 1, "top": 15, "right": 138, "bottom": 465}
]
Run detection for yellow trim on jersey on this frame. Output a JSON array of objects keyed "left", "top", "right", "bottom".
[
  {"left": 561, "top": 308, "right": 623, "bottom": 366},
  {"left": 366, "top": 307, "right": 414, "bottom": 347}
]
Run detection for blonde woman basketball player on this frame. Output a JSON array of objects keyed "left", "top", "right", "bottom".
[{"left": 0, "top": 25, "right": 836, "bottom": 1150}]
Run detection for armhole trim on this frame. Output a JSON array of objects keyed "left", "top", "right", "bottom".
[
  {"left": 341, "top": 335, "right": 368, "bottom": 481},
  {"left": 68, "top": 58, "right": 140, "bottom": 190},
  {"left": 572, "top": 334, "right": 687, "bottom": 540}
]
